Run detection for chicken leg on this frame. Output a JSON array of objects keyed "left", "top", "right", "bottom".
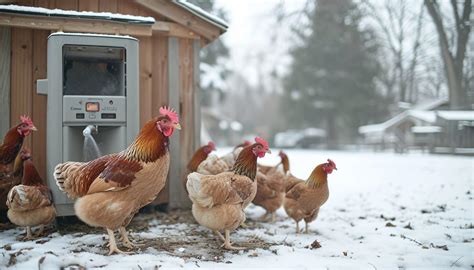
[
  {"left": 107, "top": 228, "right": 132, "bottom": 255},
  {"left": 295, "top": 221, "right": 300, "bottom": 234},
  {"left": 304, "top": 222, "right": 309, "bottom": 234},
  {"left": 119, "top": 227, "right": 143, "bottom": 249},
  {"left": 35, "top": 225, "right": 45, "bottom": 237},
  {"left": 258, "top": 212, "right": 271, "bottom": 222},
  {"left": 214, "top": 230, "right": 225, "bottom": 242},
  {"left": 22, "top": 226, "right": 34, "bottom": 240},
  {"left": 221, "top": 230, "right": 245, "bottom": 250},
  {"left": 271, "top": 212, "right": 276, "bottom": 223}
]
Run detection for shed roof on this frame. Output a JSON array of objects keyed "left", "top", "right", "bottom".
[{"left": 437, "top": 111, "right": 474, "bottom": 121}]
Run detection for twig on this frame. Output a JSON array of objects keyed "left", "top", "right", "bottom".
[
  {"left": 450, "top": 256, "right": 463, "bottom": 267},
  {"left": 400, "top": 234, "right": 423, "bottom": 246}
]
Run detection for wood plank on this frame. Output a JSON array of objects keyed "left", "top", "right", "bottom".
[
  {"left": 0, "top": 27, "right": 11, "bottom": 137},
  {"left": 54, "top": 0, "right": 78, "bottom": 10},
  {"left": 178, "top": 38, "right": 194, "bottom": 209},
  {"left": 136, "top": 0, "right": 222, "bottom": 43},
  {"left": 31, "top": 29, "right": 48, "bottom": 180},
  {"left": 151, "top": 35, "right": 169, "bottom": 205},
  {"left": 138, "top": 36, "right": 152, "bottom": 127},
  {"left": 193, "top": 39, "right": 201, "bottom": 149},
  {"left": 99, "top": 0, "right": 117, "bottom": 13},
  {"left": 167, "top": 37, "right": 184, "bottom": 209},
  {"left": 10, "top": 27, "right": 33, "bottom": 150},
  {"left": 0, "top": 13, "right": 153, "bottom": 36},
  {"left": 152, "top": 22, "right": 199, "bottom": 40},
  {"left": 78, "top": 0, "right": 99, "bottom": 12}
]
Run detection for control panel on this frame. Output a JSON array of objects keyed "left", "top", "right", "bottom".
[{"left": 63, "top": 95, "right": 126, "bottom": 124}]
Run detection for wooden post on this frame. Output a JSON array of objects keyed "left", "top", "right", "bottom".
[
  {"left": 167, "top": 37, "right": 187, "bottom": 209},
  {"left": 0, "top": 27, "right": 10, "bottom": 136},
  {"left": 193, "top": 39, "right": 201, "bottom": 148}
]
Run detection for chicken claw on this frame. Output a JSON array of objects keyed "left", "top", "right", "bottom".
[
  {"left": 119, "top": 227, "right": 144, "bottom": 249},
  {"left": 21, "top": 227, "right": 35, "bottom": 241},
  {"left": 221, "top": 230, "right": 246, "bottom": 250},
  {"left": 107, "top": 229, "right": 133, "bottom": 255},
  {"left": 214, "top": 230, "right": 225, "bottom": 242}
]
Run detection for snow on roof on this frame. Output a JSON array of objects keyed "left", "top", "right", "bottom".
[
  {"left": 437, "top": 111, "right": 474, "bottom": 121},
  {"left": 411, "top": 126, "right": 442, "bottom": 133},
  {"left": 172, "top": 0, "right": 228, "bottom": 30},
  {"left": 359, "top": 111, "right": 409, "bottom": 134},
  {"left": 412, "top": 98, "right": 448, "bottom": 110},
  {"left": 0, "top": 4, "right": 155, "bottom": 24},
  {"left": 408, "top": 110, "right": 437, "bottom": 123},
  {"left": 49, "top": 32, "right": 137, "bottom": 41}
]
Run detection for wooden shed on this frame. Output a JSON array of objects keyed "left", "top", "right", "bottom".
[{"left": 0, "top": 0, "right": 227, "bottom": 210}]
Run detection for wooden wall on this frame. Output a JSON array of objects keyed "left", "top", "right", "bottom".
[
  {"left": 7, "top": 0, "right": 202, "bottom": 208},
  {"left": 0, "top": 27, "right": 10, "bottom": 138}
]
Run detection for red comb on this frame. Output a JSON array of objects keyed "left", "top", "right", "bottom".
[
  {"left": 208, "top": 141, "right": 216, "bottom": 150},
  {"left": 159, "top": 106, "right": 179, "bottom": 123},
  {"left": 327, "top": 159, "right": 336, "bottom": 168},
  {"left": 20, "top": 115, "right": 34, "bottom": 126},
  {"left": 255, "top": 137, "right": 269, "bottom": 149}
]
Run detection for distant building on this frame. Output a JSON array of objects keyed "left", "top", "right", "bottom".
[{"left": 358, "top": 99, "right": 474, "bottom": 155}]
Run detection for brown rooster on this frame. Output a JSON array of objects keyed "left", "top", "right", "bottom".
[
  {"left": 284, "top": 159, "right": 337, "bottom": 234},
  {"left": 253, "top": 151, "right": 290, "bottom": 222},
  {"left": 53, "top": 107, "right": 180, "bottom": 255},
  {"left": 7, "top": 154, "right": 56, "bottom": 240},
  {"left": 0, "top": 116, "right": 37, "bottom": 175},
  {"left": 186, "top": 137, "right": 271, "bottom": 250}
]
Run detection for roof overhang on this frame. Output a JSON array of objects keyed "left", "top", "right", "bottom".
[
  {"left": 0, "top": 4, "right": 155, "bottom": 36},
  {"left": 136, "top": 0, "right": 227, "bottom": 45}
]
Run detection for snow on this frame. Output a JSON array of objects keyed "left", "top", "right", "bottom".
[
  {"left": 437, "top": 111, "right": 474, "bottom": 121},
  {"left": 1, "top": 150, "right": 473, "bottom": 269},
  {"left": 173, "top": 0, "right": 228, "bottom": 29},
  {"left": 0, "top": 4, "right": 155, "bottom": 24},
  {"left": 411, "top": 126, "right": 442, "bottom": 133},
  {"left": 49, "top": 32, "right": 137, "bottom": 41}
]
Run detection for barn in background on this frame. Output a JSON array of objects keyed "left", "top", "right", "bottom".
[{"left": 0, "top": 0, "right": 227, "bottom": 210}]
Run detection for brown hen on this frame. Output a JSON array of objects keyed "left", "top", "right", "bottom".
[{"left": 284, "top": 159, "right": 337, "bottom": 233}]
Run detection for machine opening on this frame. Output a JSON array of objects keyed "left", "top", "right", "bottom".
[{"left": 63, "top": 45, "right": 125, "bottom": 96}]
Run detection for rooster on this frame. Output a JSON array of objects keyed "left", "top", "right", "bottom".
[
  {"left": 7, "top": 153, "right": 56, "bottom": 240},
  {"left": 186, "top": 137, "right": 271, "bottom": 250},
  {"left": 0, "top": 116, "right": 37, "bottom": 175},
  {"left": 284, "top": 159, "right": 337, "bottom": 233},
  {"left": 53, "top": 107, "right": 180, "bottom": 255},
  {"left": 253, "top": 151, "right": 290, "bottom": 222}
]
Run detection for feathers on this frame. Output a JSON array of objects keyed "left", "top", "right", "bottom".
[
  {"left": 196, "top": 154, "right": 230, "bottom": 175},
  {"left": 7, "top": 185, "right": 52, "bottom": 211}
]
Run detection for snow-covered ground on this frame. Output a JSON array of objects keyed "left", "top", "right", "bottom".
[{"left": 0, "top": 150, "right": 472, "bottom": 269}]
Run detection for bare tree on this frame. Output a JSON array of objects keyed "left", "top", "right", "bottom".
[
  {"left": 362, "top": 0, "right": 429, "bottom": 104},
  {"left": 424, "top": 0, "right": 472, "bottom": 109}
]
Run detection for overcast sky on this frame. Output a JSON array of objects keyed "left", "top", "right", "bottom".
[{"left": 214, "top": 0, "right": 307, "bottom": 87}]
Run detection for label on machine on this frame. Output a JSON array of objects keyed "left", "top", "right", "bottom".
[{"left": 63, "top": 96, "right": 126, "bottom": 125}]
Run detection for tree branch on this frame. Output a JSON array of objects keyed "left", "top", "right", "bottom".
[
  {"left": 454, "top": 0, "right": 472, "bottom": 66},
  {"left": 450, "top": 0, "right": 461, "bottom": 33}
]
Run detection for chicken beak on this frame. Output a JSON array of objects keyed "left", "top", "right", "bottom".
[
  {"left": 174, "top": 123, "right": 182, "bottom": 130},
  {"left": 266, "top": 149, "right": 272, "bottom": 154},
  {"left": 30, "top": 126, "right": 38, "bottom": 131},
  {"left": 334, "top": 167, "right": 338, "bottom": 171}
]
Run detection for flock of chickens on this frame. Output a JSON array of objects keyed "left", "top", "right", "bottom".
[{"left": 0, "top": 108, "right": 337, "bottom": 255}]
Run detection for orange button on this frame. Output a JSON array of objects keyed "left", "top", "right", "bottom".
[{"left": 86, "top": 102, "right": 100, "bottom": 112}]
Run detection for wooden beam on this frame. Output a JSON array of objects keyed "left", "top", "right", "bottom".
[
  {"left": 193, "top": 39, "right": 201, "bottom": 148},
  {"left": 0, "top": 27, "right": 10, "bottom": 137},
  {"left": 0, "top": 0, "right": 17, "bottom": 3},
  {"left": 0, "top": 12, "right": 152, "bottom": 36},
  {"left": 152, "top": 21, "right": 199, "bottom": 40},
  {"left": 136, "top": 0, "right": 221, "bottom": 43}
]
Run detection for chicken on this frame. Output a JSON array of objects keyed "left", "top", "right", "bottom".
[
  {"left": 186, "top": 137, "right": 271, "bottom": 250},
  {"left": 220, "top": 140, "right": 251, "bottom": 168},
  {"left": 6, "top": 154, "right": 56, "bottom": 240},
  {"left": 253, "top": 151, "right": 290, "bottom": 222},
  {"left": 284, "top": 159, "right": 337, "bottom": 234},
  {"left": 0, "top": 116, "right": 37, "bottom": 175},
  {"left": 53, "top": 106, "right": 181, "bottom": 255},
  {"left": 1, "top": 149, "right": 31, "bottom": 200},
  {"left": 187, "top": 141, "right": 216, "bottom": 173}
]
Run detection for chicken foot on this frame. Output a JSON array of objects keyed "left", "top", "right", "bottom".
[
  {"left": 119, "top": 227, "right": 143, "bottom": 249},
  {"left": 258, "top": 212, "right": 271, "bottom": 222},
  {"left": 107, "top": 228, "right": 132, "bottom": 255},
  {"left": 221, "top": 230, "right": 246, "bottom": 250},
  {"left": 34, "top": 225, "right": 45, "bottom": 237}
]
